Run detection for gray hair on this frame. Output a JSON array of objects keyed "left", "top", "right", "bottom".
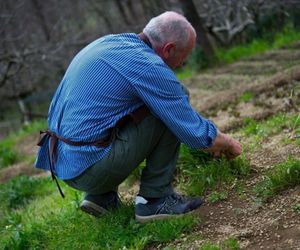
[{"left": 143, "top": 11, "right": 196, "bottom": 50}]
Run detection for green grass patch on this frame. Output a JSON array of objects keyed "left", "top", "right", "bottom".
[
  {"left": 178, "top": 146, "right": 250, "bottom": 196},
  {"left": 176, "top": 66, "right": 195, "bottom": 81},
  {"left": 239, "top": 91, "right": 254, "bottom": 102},
  {"left": 273, "top": 25, "right": 300, "bottom": 49},
  {"left": 292, "top": 203, "right": 300, "bottom": 212},
  {"left": 0, "top": 139, "right": 19, "bottom": 169},
  {"left": 253, "top": 157, "right": 300, "bottom": 201},
  {"left": 242, "top": 113, "right": 300, "bottom": 144},
  {"left": 3, "top": 206, "right": 196, "bottom": 250},
  {"left": 216, "top": 25, "right": 300, "bottom": 64},
  {"left": 0, "top": 176, "right": 52, "bottom": 211},
  {"left": 0, "top": 176, "right": 197, "bottom": 249},
  {"left": 0, "top": 119, "right": 46, "bottom": 169},
  {"left": 200, "top": 237, "right": 240, "bottom": 250},
  {"left": 216, "top": 39, "right": 269, "bottom": 64},
  {"left": 207, "top": 191, "right": 228, "bottom": 203}
]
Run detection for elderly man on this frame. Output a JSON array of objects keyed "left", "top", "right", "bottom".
[{"left": 36, "top": 11, "right": 242, "bottom": 223}]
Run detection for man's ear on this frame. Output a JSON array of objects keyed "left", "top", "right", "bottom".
[{"left": 162, "top": 43, "right": 175, "bottom": 59}]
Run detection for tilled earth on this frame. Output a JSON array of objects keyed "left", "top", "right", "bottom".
[{"left": 163, "top": 45, "right": 300, "bottom": 249}]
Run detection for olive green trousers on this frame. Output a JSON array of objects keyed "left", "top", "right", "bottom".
[{"left": 64, "top": 115, "right": 180, "bottom": 198}]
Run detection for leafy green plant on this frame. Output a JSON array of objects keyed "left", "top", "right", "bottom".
[
  {"left": 253, "top": 158, "right": 300, "bottom": 201},
  {"left": 0, "top": 119, "right": 46, "bottom": 169},
  {"left": 207, "top": 191, "right": 228, "bottom": 203},
  {"left": 239, "top": 91, "right": 254, "bottom": 102},
  {"left": 200, "top": 237, "right": 240, "bottom": 250},
  {"left": 223, "top": 237, "right": 240, "bottom": 250},
  {"left": 2, "top": 202, "right": 196, "bottom": 250},
  {"left": 242, "top": 113, "right": 300, "bottom": 140},
  {"left": 0, "top": 141, "right": 18, "bottom": 168},
  {"left": 216, "top": 24, "right": 300, "bottom": 64},
  {"left": 292, "top": 203, "right": 300, "bottom": 212},
  {"left": 0, "top": 176, "right": 52, "bottom": 210},
  {"left": 178, "top": 146, "right": 250, "bottom": 195}
]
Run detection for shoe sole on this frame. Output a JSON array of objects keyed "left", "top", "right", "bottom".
[
  {"left": 80, "top": 200, "right": 107, "bottom": 217},
  {"left": 136, "top": 213, "right": 182, "bottom": 223},
  {"left": 135, "top": 203, "right": 203, "bottom": 223}
]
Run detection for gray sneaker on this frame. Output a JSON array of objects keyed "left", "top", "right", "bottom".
[
  {"left": 80, "top": 191, "right": 121, "bottom": 217},
  {"left": 135, "top": 193, "right": 203, "bottom": 223}
]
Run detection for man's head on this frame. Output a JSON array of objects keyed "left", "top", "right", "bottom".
[{"left": 143, "top": 11, "right": 196, "bottom": 69}]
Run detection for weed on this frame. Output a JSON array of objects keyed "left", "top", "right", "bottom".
[
  {"left": 242, "top": 113, "right": 300, "bottom": 144},
  {"left": 0, "top": 177, "right": 197, "bottom": 249},
  {"left": 176, "top": 66, "right": 194, "bottom": 80},
  {"left": 253, "top": 158, "right": 300, "bottom": 201},
  {"left": 0, "top": 176, "right": 52, "bottom": 210},
  {"left": 216, "top": 24, "right": 300, "bottom": 64},
  {"left": 235, "top": 181, "right": 247, "bottom": 199},
  {"left": 207, "top": 191, "right": 228, "bottom": 203},
  {"left": 200, "top": 237, "right": 240, "bottom": 250},
  {"left": 239, "top": 91, "right": 254, "bottom": 102},
  {"left": 273, "top": 24, "right": 300, "bottom": 49},
  {"left": 292, "top": 203, "right": 300, "bottom": 212},
  {"left": 178, "top": 146, "right": 250, "bottom": 196},
  {"left": 243, "top": 118, "right": 259, "bottom": 136},
  {"left": 0, "top": 141, "right": 18, "bottom": 169},
  {"left": 0, "top": 119, "right": 46, "bottom": 169},
  {"left": 223, "top": 237, "right": 240, "bottom": 250},
  {"left": 2, "top": 202, "right": 196, "bottom": 249},
  {"left": 200, "top": 242, "right": 221, "bottom": 250}
]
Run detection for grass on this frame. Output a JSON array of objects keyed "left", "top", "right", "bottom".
[
  {"left": 0, "top": 176, "right": 197, "bottom": 249},
  {"left": 216, "top": 25, "right": 300, "bottom": 64},
  {"left": 241, "top": 112, "right": 300, "bottom": 144},
  {"left": 253, "top": 157, "right": 300, "bottom": 201},
  {"left": 0, "top": 119, "right": 46, "bottom": 169},
  {"left": 177, "top": 146, "right": 251, "bottom": 196},
  {"left": 0, "top": 176, "right": 52, "bottom": 210},
  {"left": 292, "top": 203, "right": 300, "bottom": 212},
  {"left": 207, "top": 191, "right": 228, "bottom": 203},
  {"left": 200, "top": 237, "right": 240, "bottom": 250},
  {"left": 239, "top": 91, "right": 254, "bottom": 102}
]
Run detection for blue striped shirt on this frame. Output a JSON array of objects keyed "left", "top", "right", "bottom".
[{"left": 35, "top": 33, "right": 217, "bottom": 180}]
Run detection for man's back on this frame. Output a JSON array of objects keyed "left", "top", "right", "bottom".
[{"left": 36, "top": 33, "right": 161, "bottom": 179}]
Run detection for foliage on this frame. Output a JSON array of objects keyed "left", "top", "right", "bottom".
[
  {"left": 207, "top": 191, "right": 228, "bottom": 203},
  {"left": 0, "top": 119, "right": 46, "bottom": 169},
  {"left": 215, "top": 24, "right": 300, "bottom": 64},
  {"left": 200, "top": 237, "right": 240, "bottom": 250},
  {"left": 0, "top": 176, "right": 52, "bottom": 211},
  {"left": 242, "top": 113, "right": 300, "bottom": 140},
  {"left": 239, "top": 91, "right": 254, "bottom": 102},
  {"left": 292, "top": 203, "right": 300, "bottom": 212},
  {"left": 253, "top": 158, "right": 300, "bottom": 201},
  {"left": 0, "top": 178, "right": 196, "bottom": 250},
  {"left": 0, "top": 140, "right": 18, "bottom": 169},
  {"left": 177, "top": 146, "right": 251, "bottom": 196}
]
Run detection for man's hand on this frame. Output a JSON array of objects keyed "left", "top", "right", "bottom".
[{"left": 204, "top": 130, "right": 242, "bottom": 160}]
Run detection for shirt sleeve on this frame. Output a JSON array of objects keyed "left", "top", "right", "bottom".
[{"left": 131, "top": 62, "right": 217, "bottom": 149}]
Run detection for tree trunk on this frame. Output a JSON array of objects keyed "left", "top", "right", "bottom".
[
  {"left": 178, "top": 0, "right": 215, "bottom": 60},
  {"left": 30, "top": 0, "right": 51, "bottom": 41}
]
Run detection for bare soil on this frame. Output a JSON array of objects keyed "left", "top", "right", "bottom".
[{"left": 164, "top": 45, "right": 300, "bottom": 249}]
